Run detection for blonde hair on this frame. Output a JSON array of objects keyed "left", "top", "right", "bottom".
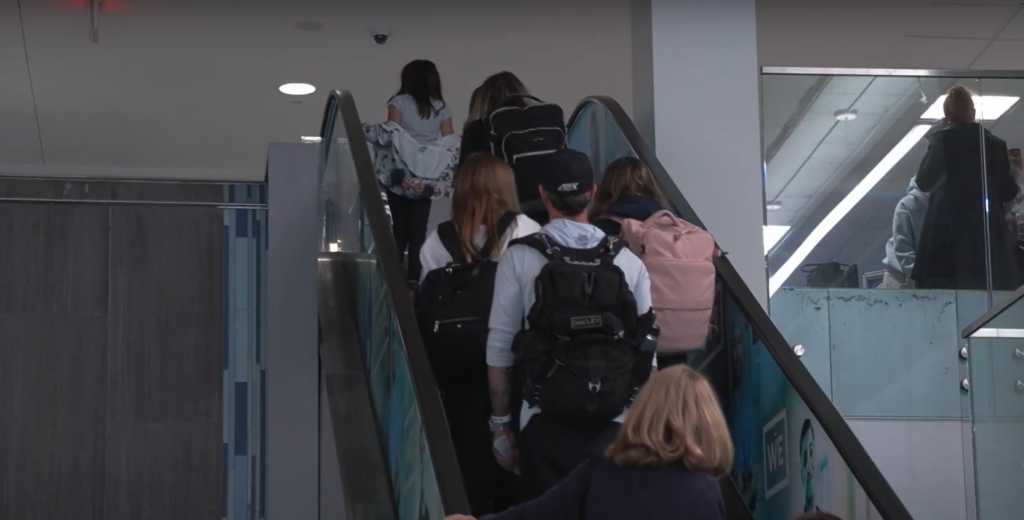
[
  {"left": 606, "top": 365, "right": 733, "bottom": 478},
  {"left": 451, "top": 154, "right": 521, "bottom": 259}
]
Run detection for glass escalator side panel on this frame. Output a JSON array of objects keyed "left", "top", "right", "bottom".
[
  {"left": 320, "top": 91, "right": 457, "bottom": 519},
  {"left": 566, "top": 96, "right": 909, "bottom": 520}
]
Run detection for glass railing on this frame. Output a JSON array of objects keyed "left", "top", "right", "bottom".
[
  {"left": 567, "top": 96, "right": 911, "bottom": 520},
  {"left": 318, "top": 90, "right": 468, "bottom": 519},
  {"left": 961, "top": 287, "right": 1024, "bottom": 520},
  {"left": 762, "top": 68, "right": 1024, "bottom": 520}
]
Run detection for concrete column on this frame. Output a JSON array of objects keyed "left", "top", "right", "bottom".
[
  {"left": 266, "top": 143, "right": 321, "bottom": 520},
  {"left": 633, "top": 0, "right": 767, "bottom": 307}
]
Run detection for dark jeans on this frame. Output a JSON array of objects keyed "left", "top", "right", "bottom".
[
  {"left": 386, "top": 190, "right": 432, "bottom": 281},
  {"left": 437, "top": 369, "right": 518, "bottom": 515},
  {"left": 518, "top": 414, "right": 620, "bottom": 501}
]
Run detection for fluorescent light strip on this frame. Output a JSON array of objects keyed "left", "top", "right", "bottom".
[
  {"left": 763, "top": 225, "right": 790, "bottom": 255},
  {"left": 768, "top": 125, "right": 931, "bottom": 296},
  {"left": 920, "top": 95, "right": 1019, "bottom": 121},
  {"left": 969, "top": 328, "right": 1024, "bottom": 338}
]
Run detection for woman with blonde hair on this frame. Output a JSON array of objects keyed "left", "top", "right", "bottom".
[
  {"left": 446, "top": 364, "right": 733, "bottom": 520},
  {"left": 418, "top": 153, "right": 541, "bottom": 515},
  {"left": 590, "top": 156, "right": 669, "bottom": 237}
]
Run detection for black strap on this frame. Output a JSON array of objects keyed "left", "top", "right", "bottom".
[
  {"left": 509, "top": 233, "right": 624, "bottom": 264},
  {"left": 439, "top": 212, "right": 520, "bottom": 264},
  {"left": 436, "top": 222, "right": 467, "bottom": 264}
]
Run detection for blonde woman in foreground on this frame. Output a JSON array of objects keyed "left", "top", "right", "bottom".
[{"left": 446, "top": 364, "right": 733, "bottom": 520}]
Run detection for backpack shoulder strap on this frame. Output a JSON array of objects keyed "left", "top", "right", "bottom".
[
  {"left": 436, "top": 221, "right": 468, "bottom": 264},
  {"left": 508, "top": 233, "right": 561, "bottom": 262},
  {"left": 479, "top": 211, "right": 520, "bottom": 260}
]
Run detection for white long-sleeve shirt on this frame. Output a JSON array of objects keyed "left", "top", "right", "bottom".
[{"left": 486, "top": 218, "right": 653, "bottom": 427}]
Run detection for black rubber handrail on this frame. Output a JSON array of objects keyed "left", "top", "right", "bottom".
[
  {"left": 567, "top": 96, "right": 913, "bottom": 520},
  {"left": 319, "top": 90, "right": 471, "bottom": 515},
  {"left": 961, "top": 283, "right": 1024, "bottom": 338}
]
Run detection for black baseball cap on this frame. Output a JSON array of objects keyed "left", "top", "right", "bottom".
[{"left": 539, "top": 149, "right": 594, "bottom": 197}]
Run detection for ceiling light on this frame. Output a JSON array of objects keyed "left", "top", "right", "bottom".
[
  {"left": 766, "top": 201, "right": 783, "bottom": 211},
  {"left": 920, "top": 95, "right": 1018, "bottom": 121},
  {"left": 768, "top": 124, "right": 931, "bottom": 296},
  {"left": 300, "top": 136, "right": 322, "bottom": 143},
  {"left": 764, "top": 225, "right": 790, "bottom": 255},
  {"left": 834, "top": 109, "right": 858, "bottom": 122},
  {"left": 279, "top": 83, "right": 316, "bottom": 96}
]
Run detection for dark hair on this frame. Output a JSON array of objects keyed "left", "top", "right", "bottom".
[
  {"left": 546, "top": 191, "right": 592, "bottom": 217},
  {"left": 800, "top": 419, "right": 814, "bottom": 446},
  {"left": 794, "top": 513, "right": 842, "bottom": 520},
  {"left": 394, "top": 59, "right": 445, "bottom": 119},
  {"left": 590, "top": 157, "right": 668, "bottom": 222},
  {"left": 943, "top": 85, "right": 975, "bottom": 124},
  {"left": 477, "top": 71, "right": 529, "bottom": 117}
]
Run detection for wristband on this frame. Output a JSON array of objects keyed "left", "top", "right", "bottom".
[{"left": 488, "top": 414, "right": 512, "bottom": 432}]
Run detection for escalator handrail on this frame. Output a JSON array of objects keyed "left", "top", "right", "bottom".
[
  {"left": 961, "top": 282, "right": 1024, "bottom": 338},
  {"left": 319, "top": 90, "right": 470, "bottom": 515},
  {"left": 567, "top": 96, "right": 913, "bottom": 520}
]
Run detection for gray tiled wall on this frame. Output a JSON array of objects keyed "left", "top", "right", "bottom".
[{"left": 0, "top": 202, "right": 225, "bottom": 520}]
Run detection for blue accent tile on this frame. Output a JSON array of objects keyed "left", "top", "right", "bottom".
[
  {"left": 222, "top": 444, "right": 229, "bottom": 518},
  {"left": 234, "top": 456, "right": 248, "bottom": 520},
  {"left": 223, "top": 214, "right": 231, "bottom": 370},
  {"left": 235, "top": 382, "right": 248, "bottom": 455},
  {"left": 236, "top": 209, "right": 250, "bottom": 238},
  {"left": 250, "top": 455, "right": 257, "bottom": 520},
  {"left": 260, "top": 369, "right": 267, "bottom": 518}
]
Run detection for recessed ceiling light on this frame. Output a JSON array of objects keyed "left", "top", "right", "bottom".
[
  {"left": 768, "top": 124, "right": 932, "bottom": 295},
  {"left": 763, "top": 225, "right": 790, "bottom": 255},
  {"left": 766, "top": 201, "right": 783, "bottom": 211},
  {"left": 279, "top": 83, "right": 316, "bottom": 96},
  {"left": 834, "top": 108, "right": 858, "bottom": 122},
  {"left": 300, "top": 136, "right": 322, "bottom": 143},
  {"left": 921, "top": 95, "right": 1018, "bottom": 121}
]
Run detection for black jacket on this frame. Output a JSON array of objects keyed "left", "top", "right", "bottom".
[
  {"left": 459, "top": 119, "right": 490, "bottom": 166},
  {"left": 592, "top": 194, "right": 665, "bottom": 236},
  {"left": 913, "top": 123, "right": 1021, "bottom": 290},
  {"left": 481, "top": 458, "right": 724, "bottom": 520}
]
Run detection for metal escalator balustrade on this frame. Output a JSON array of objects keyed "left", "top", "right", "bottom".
[{"left": 318, "top": 90, "right": 470, "bottom": 520}]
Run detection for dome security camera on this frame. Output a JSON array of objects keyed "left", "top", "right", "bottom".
[{"left": 370, "top": 25, "right": 391, "bottom": 45}]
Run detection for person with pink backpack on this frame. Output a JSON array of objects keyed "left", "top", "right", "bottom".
[{"left": 591, "top": 157, "right": 718, "bottom": 368}]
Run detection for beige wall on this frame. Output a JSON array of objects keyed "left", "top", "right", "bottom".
[{"left": 345, "top": 0, "right": 634, "bottom": 130}]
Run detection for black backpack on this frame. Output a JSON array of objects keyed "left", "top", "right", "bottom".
[
  {"left": 417, "top": 212, "right": 519, "bottom": 379},
  {"left": 486, "top": 95, "right": 567, "bottom": 202},
  {"left": 509, "top": 233, "right": 656, "bottom": 425}
]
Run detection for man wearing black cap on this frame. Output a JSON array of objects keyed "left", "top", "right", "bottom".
[{"left": 485, "top": 149, "right": 655, "bottom": 499}]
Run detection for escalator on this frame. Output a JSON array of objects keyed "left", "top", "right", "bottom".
[{"left": 316, "top": 90, "right": 914, "bottom": 520}]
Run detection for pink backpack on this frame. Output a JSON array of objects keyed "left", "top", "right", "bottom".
[{"left": 618, "top": 210, "right": 717, "bottom": 353}]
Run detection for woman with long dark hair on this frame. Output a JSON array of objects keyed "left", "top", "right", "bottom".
[
  {"left": 459, "top": 71, "right": 530, "bottom": 165},
  {"left": 385, "top": 59, "right": 454, "bottom": 285}
]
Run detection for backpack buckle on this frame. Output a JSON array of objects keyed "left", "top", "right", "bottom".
[{"left": 588, "top": 381, "right": 601, "bottom": 393}]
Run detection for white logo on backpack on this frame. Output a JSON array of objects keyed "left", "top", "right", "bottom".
[{"left": 617, "top": 210, "right": 717, "bottom": 353}]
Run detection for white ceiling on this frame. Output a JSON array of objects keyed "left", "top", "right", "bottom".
[
  {"left": 5, "top": 0, "right": 1024, "bottom": 183},
  {"left": 758, "top": 0, "right": 1024, "bottom": 70},
  {"left": 0, "top": 0, "right": 633, "bottom": 181}
]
